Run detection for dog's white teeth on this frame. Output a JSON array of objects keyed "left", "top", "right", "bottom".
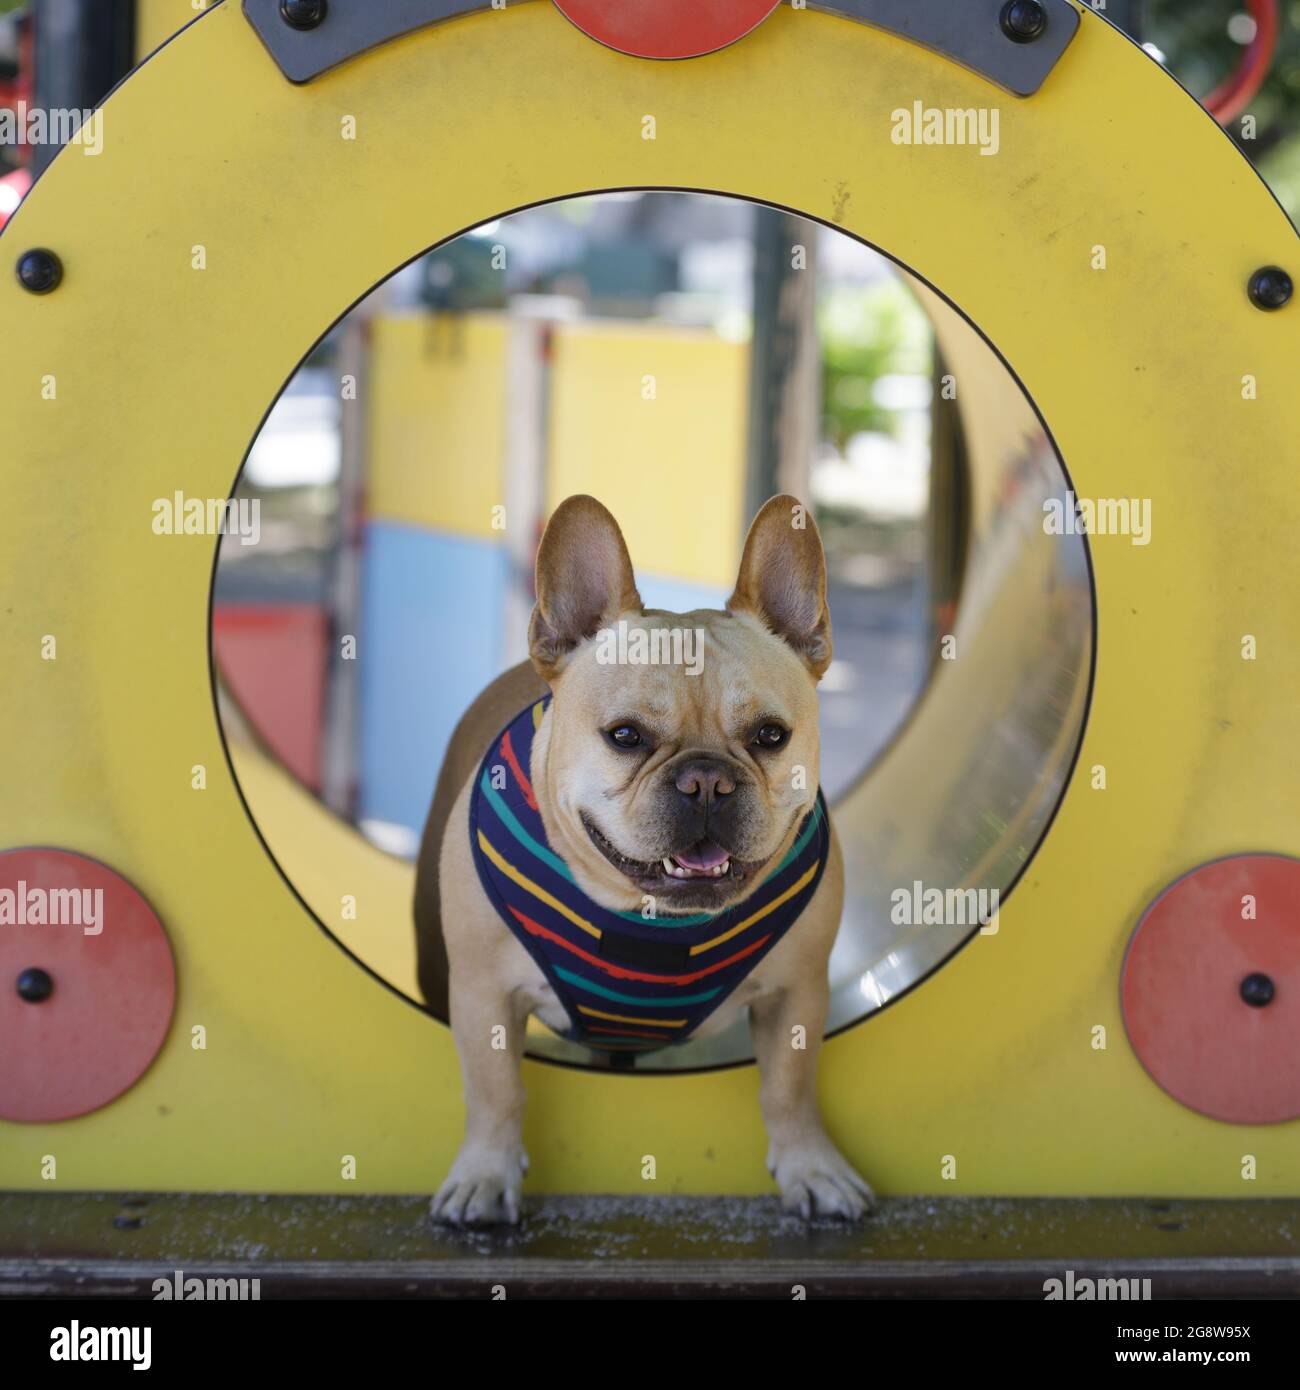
[{"left": 663, "top": 857, "right": 730, "bottom": 879}]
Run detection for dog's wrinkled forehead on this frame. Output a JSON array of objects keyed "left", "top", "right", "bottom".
[{"left": 562, "top": 609, "right": 816, "bottom": 745}]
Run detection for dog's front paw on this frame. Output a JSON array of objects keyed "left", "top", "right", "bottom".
[
  {"left": 430, "top": 1146, "right": 527, "bottom": 1226},
  {"left": 769, "top": 1137, "right": 874, "bottom": 1221}
]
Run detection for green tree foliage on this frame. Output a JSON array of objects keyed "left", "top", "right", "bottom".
[{"left": 819, "top": 279, "right": 931, "bottom": 453}]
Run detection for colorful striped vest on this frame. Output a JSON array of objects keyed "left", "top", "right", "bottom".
[{"left": 469, "top": 698, "right": 830, "bottom": 1053}]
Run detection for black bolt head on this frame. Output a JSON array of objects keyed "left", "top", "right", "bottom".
[
  {"left": 1240, "top": 972, "right": 1275, "bottom": 1008},
  {"left": 1247, "top": 266, "right": 1292, "bottom": 311},
  {"left": 1001, "top": 0, "right": 1048, "bottom": 43},
  {"left": 280, "top": 0, "right": 326, "bottom": 30},
  {"left": 16, "top": 248, "right": 63, "bottom": 294},
  {"left": 16, "top": 967, "right": 54, "bottom": 1003}
]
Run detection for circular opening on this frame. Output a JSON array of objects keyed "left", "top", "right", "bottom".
[{"left": 213, "top": 189, "right": 1093, "bottom": 1072}]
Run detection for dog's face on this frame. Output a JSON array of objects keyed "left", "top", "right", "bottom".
[{"left": 528, "top": 495, "right": 832, "bottom": 912}]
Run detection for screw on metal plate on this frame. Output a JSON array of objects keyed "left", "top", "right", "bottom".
[
  {"left": 1247, "top": 266, "right": 1293, "bottom": 311},
  {"left": 16, "top": 248, "right": 63, "bottom": 294},
  {"left": 243, "top": 0, "right": 1079, "bottom": 94},
  {"left": 16, "top": 967, "right": 54, "bottom": 1002},
  {"left": 1000, "top": 1, "right": 1048, "bottom": 43},
  {"left": 1240, "top": 972, "right": 1276, "bottom": 1007},
  {"left": 280, "top": 0, "right": 326, "bottom": 29}
]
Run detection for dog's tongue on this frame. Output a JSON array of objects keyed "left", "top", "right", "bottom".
[{"left": 673, "top": 840, "right": 730, "bottom": 872}]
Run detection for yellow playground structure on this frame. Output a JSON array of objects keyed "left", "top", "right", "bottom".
[{"left": 1, "top": 0, "right": 1297, "bottom": 1213}]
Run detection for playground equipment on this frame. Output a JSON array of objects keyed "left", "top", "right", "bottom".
[{"left": 1, "top": 0, "right": 1298, "bottom": 1201}]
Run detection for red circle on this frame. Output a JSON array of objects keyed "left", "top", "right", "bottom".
[
  {"left": 552, "top": 0, "right": 781, "bottom": 60},
  {"left": 1121, "top": 855, "right": 1300, "bottom": 1124},
  {"left": 0, "top": 849, "right": 175, "bottom": 1122}
]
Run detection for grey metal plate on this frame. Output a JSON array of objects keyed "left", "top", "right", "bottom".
[
  {"left": 811, "top": 0, "right": 1080, "bottom": 96},
  {"left": 242, "top": 0, "right": 494, "bottom": 84},
  {"left": 243, "top": 0, "right": 1079, "bottom": 94}
]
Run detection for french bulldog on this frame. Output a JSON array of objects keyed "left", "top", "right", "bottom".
[{"left": 414, "top": 493, "right": 872, "bottom": 1224}]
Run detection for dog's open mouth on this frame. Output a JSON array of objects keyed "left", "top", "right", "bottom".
[
  {"left": 581, "top": 814, "right": 745, "bottom": 886},
  {"left": 662, "top": 839, "right": 731, "bottom": 879}
]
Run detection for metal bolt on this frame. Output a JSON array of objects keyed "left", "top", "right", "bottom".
[
  {"left": 16, "top": 248, "right": 63, "bottom": 294},
  {"left": 1240, "top": 972, "right": 1275, "bottom": 1008},
  {"left": 280, "top": 0, "right": 326, "bottom": 30},
  {"left": 1001, "top": 0, "right": 1048, "bottom": 43},
  {"left": 16, "top": 967, "right": 54, "bottom": 1003},
  {"left": 1247, "top": 266, "right": 1292, "bottom": 311}
]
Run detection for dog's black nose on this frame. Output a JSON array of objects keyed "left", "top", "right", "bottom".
[{"left": 674, "top": 760, "right": 737, "bottom": 806}]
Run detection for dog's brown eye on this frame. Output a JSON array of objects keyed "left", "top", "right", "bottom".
[
  {"left": 607, "top": 725, "right": 642, "bottom": 749},
  {"left": 754, "top": 724, "right": 789, "bottom": 750}
]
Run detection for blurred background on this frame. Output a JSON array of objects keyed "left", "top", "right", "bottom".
[{"left": 214, "top": 193, "right": 947, "bottom": 854}]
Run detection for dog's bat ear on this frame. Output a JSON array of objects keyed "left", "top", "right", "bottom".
[
  {"left": 529, "top": 495, "right": 643, "bottom": 680},
  {"left": 727, "top": 495, "right": 832, "bottom": 679}
]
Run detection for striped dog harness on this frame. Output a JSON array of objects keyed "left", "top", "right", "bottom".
[{"left": 469, "top": 698, "right": 830, "bottom": 1053}]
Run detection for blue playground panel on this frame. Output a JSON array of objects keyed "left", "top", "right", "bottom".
[{"left": 357, "top": 522, "right": 509, "bottom": 840}]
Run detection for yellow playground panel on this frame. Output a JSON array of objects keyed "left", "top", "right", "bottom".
[
  {"left": 366, "top": 312, "right": 510, "bottom": 539},
  {"left": 0, "top": 0, "right": 1297, "bottom": 1198},
  {"left": 545, "top": 320, "right": 749, "bottom": 589},
  {"left": 364, "top": 309, "right": 749, "bottom": 587}
]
